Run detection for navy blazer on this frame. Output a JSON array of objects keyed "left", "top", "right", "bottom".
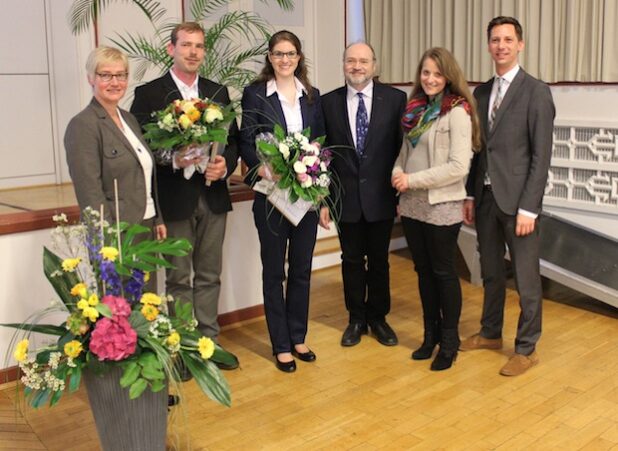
[
  {"left": 130, "top": 72, "right": 239, "bottom": 221},
  {"left": 239, "top": 82, "right": 325, "bottom": 186},
  {"left": 321, "top": 83, "right": 407, "bottom": 222}
]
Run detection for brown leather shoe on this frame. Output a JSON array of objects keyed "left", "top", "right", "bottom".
[
  {"left": 499, "top": 352, "right": 539, "bottom": 376},
  {"left": 459, "top": 333, "right": 503, "bottom": 351}
]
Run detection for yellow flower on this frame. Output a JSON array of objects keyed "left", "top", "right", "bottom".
[
  {"left": 76, "top": 299, "right": 89, "bottom": 310},
  {"left": 178, "top": 114, "right": 192, "bottom": 129},
  {"left": 144, "top": 272, "right": 151, "bottom": 283},
  {"left": 140, "top": 292, "right": 162, "bottom": 306},
  {"left": 198, "top": 336, "right": 215, "bottom": 360},
  {"left": 141, "top": 304, "right": 159, "bottom": 321},
  {"left": 167, "top": 331, "right": 180, "bottom": 347},
  {"left": 64, "top": 340, "right": 83, "bottom": 358},
  {"left": 70, "top": 283, "right": 88, "bottom": 298},
  {"left": 180, "top": 100, "right": 196, "bottom": 113},
  {"left": 99, "top": 246, "right": 119, "bottom": 261},
  {"left": 14, "top": 339, "right": 28, "bottom": 363},
  {"left": 61, "top": 258, "right": 81, "bottom": 272},
  {"left": 82, "top": 306, "right": 99, "bottom": 322},
  {"left": 88, "top": 293, "right": 99, "bottom": 306},
  {"left": 205, "top": 105, "right": 224, "bottom": 123},
  {"left": 186, "top": 108, "right": 201, "bottom": 123}
]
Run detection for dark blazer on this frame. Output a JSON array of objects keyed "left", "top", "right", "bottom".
[
  {"left": 321, "top": 83, "right": 406, "bottom": 223},
  {"left": 238, "top": 81, "right": 325, "bottom": 185},
  {"left": 64, "top": 97, "right": 162, "bottom": 225},
  {"left": 467, "top": 69, "right": 555, "bottom": 215},
  {"left": 130, "top": 72, "right": 239, "bottom": 221}
]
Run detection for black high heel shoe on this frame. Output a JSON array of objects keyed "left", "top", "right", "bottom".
[{"left": 292, "top": 348, "right": 317, "bottom": 362}]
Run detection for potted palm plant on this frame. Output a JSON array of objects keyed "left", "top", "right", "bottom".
[{"left": 68, "top": 0, "right": 295, "bottom": 91}]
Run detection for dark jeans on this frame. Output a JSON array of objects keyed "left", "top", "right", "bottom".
[
  {"left": 401, "top": 217, "right": 462, "bottom": 329},
  {"left": 253, "top": 193, "right": 319, "bottom": 354},
  {"left": 338, "top": 217, "right": 394, "bottom": 325}
]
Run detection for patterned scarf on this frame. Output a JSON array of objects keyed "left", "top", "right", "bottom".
[{"left": 401, "top": 92, "right": 471, "bottom": 147}]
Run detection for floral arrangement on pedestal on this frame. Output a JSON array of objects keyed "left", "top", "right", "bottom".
[{"left": 3, "top": 208, "right": 233, "bottom": 408}]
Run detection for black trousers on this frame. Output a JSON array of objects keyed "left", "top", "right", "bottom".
[
  {"left": 338, "top": 217, "right": 394, "bottom": 325},
  {"left": 401, "top": 217, "right": 462, "bottom": 329},
  {"left": 252, "top": 193, "right": 318, "bottom": 354}
]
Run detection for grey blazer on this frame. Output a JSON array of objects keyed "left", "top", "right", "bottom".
[
  {"left": 467, "top": 69, "right": 555, "bottom": 215},
  {"left": 64, "top": 97, "right": 162, "bottom": 225}
]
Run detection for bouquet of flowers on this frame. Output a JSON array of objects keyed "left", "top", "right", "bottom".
[
  {"left": 3, "top": 208, "right": 234, "bottom": 408},
  {"left": 255, "top": 125, "right": 335, "bottom": 210},
  {"left": 142, "top": 97, "right": 236, "bottom": 168}
]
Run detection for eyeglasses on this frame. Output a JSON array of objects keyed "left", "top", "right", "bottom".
[
  {"left": 96, "top": 72, "right": 129, "bottom": 82},
  {"left": 270, "top": 51, "right": 299, "bottom": 60}
]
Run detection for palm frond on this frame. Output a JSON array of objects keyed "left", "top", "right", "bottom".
[
  {"left": 189, "top": 0, "right": 231, "bottom": 22},
  {"left": 110, "top": 32, "right": 172, "bottom": 80},
  {"left": 69, "top": 0, "right": 166, "bottom": 35},
  {"left": 205, "top": 11, "right": 272, "bottom": 47},
  {"left": 257, "top": 0, "right": 295, "bottom": 10}
]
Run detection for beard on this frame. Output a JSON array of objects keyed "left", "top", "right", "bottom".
[{"left": 345, "top": 72, "right": 372, "bottom": 86}]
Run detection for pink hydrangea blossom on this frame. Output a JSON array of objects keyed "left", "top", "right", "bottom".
[
  {"left": 102, "top": 295, "right": 132, "bottom": 317},
  {"left": 90, "top": 316, "right": 137, "bottom": 361}
]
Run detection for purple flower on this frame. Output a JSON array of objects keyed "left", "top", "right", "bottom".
[
  {"left": 124, "top": 269, "right": 145, "bottom": 304},
  {"left": 100, "top": 260, "right": 121, "bottom": 296}
]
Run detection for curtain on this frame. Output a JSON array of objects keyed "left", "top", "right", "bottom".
[{"left": 364, "top": 0, "right": 617, "bottom": 83}]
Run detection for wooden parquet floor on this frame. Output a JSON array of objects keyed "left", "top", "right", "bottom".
[{"left": 1, "top": 250, "right": 617, "bottom": 450}]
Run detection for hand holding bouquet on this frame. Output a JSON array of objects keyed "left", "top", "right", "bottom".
[{"left": 143, "top": 98, "right": 236, "bottom": 184}]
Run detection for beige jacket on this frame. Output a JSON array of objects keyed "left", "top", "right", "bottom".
[{"left": 392, "top": 105, "right": 473, "bottom": 205}]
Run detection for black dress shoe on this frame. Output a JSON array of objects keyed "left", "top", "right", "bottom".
[
  {"left": 341, "top": 323, "right": 368, "bottom": 347},
  {"left": 292, "top": 348, "right": 316, "bottom": 362},
  {"left": 369, "top": 321, "right": 398, "bottom": 346},
  {"left": 215, "top": 350, "right": 240, "bottom": 371},
  {"left": 275, "top": 357, "right": 297, "bottom": 373}
]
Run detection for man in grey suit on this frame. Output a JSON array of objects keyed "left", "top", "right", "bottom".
[{"left": 461, "top": 16, "right": 555, "bottom": 376}]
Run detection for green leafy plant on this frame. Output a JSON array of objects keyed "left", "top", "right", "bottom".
[{"left": 68, "top": 0, "right": 295, "bottom": 91}]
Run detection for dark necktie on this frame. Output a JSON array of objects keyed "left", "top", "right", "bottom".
[
  {"left": 356, "top": 92, "right": 369, "bottom": 156},
  {"left": 489, "top": 77, "right": 504, "bottom": 130}
]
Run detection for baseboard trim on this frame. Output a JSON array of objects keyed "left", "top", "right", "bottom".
[
  {"left": 219, "top": 303, "right": 265, "bottom": 327},
  {"left": 0, "top": 365, "right": 19, "bottom": 387}
]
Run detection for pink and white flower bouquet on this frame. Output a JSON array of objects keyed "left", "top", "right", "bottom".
[{"left": 255, "top": 125, "right": 334, "bottom": 206}]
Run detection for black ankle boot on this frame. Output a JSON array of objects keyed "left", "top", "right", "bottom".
[
  {"left": 430, "top": 327, "right": 460, "bottom": 371},
  {"left": 412, "top": 320, "right": 440, "bottom": 360}
]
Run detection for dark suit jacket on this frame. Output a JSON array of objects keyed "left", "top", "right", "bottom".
[
  {"left": 467, "top": 69, "right": 555, "bottom": 215},
  {"left": 64, "top": 97, "right": 162, "bottom": 225},
  {"left": 130, "top": 72, "right": 239, "bottom": 221},
  {"left": 321, "top": 83, "right": 407, "bottom": 223},
  {"left": 238, "top": 82, "right": 325, "bottom": 185}
]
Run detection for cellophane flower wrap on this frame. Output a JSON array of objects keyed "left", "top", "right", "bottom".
[
  {"left": 255, "top": 124, "right": 334, "bottom": 206},
  {"left": 142, "top": 97, "right": 236, "bottom": 164},
  {"left": 3, "top": 208, "right": 234, "bottom": 408}
]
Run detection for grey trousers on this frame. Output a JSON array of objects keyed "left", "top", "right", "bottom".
[
  {"left": 165, "top": 195, "right": 227, "bottom": 338},
  {"left": 476, "top": 190, "right": 543, "bottom": 355}
]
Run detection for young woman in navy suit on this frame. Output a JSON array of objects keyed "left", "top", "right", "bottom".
[{"left": 239, "top": 31, "right": 326, "bottom": 372}]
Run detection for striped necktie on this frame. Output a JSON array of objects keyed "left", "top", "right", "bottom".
[{"left": 489, "top": 77, "right": 504, "bottom": 130}]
